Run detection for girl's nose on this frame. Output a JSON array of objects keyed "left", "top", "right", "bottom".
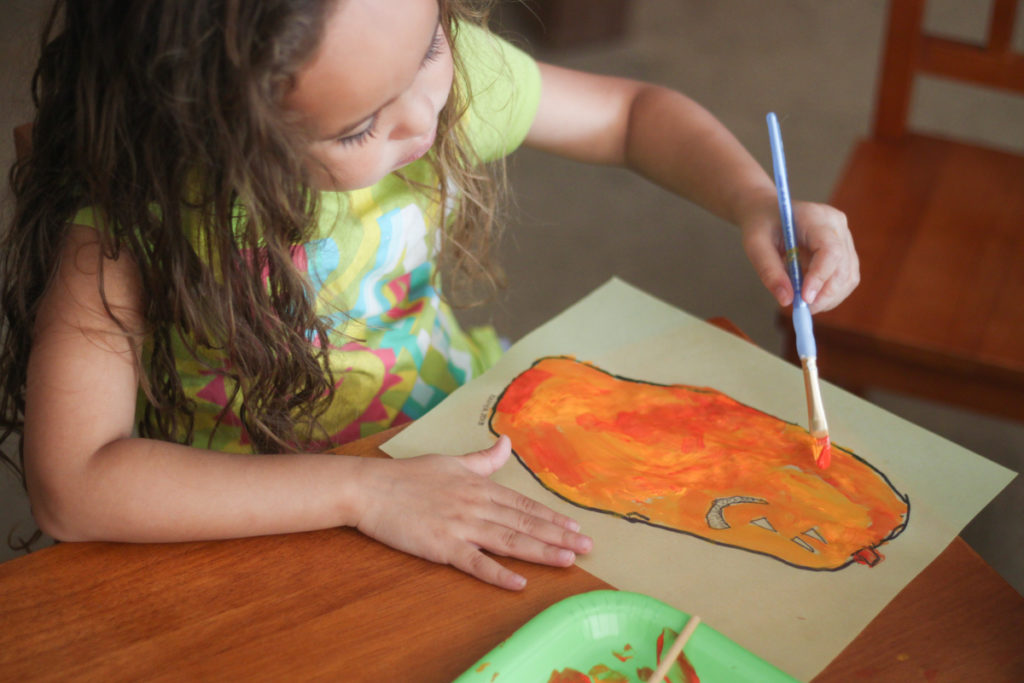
[{"left": 388, "top": 89, "right": 436, "bottom": 141}]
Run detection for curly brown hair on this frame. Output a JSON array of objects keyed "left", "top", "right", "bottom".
[{"left": 0, "top": 0, "right": 504, "bottom": 488}]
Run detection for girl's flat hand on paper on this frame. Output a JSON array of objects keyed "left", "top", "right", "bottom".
[
  {"left": 353, "top": 436, "right": 593, "bottom": 590},
  {"left": 739, "top": 191, "right": 860, "bottom": 313}
]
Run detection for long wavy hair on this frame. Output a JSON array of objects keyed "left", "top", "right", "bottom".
[{"left": 0, "top": 0, "right": 504, "bottom": 490}]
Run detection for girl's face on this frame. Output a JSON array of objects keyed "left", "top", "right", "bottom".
[{"left": 287, "top": 0, "right": 454, "bottom": 191}]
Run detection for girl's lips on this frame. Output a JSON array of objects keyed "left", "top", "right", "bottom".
[{"left": 399, "top": 130, "right": 436, "bottom": 167}]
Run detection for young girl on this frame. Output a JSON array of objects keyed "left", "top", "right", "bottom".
[{"left": 0, "top": 0, "right": 858, "bottom": 590}]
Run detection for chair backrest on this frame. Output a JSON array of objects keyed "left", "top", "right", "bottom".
[{"left": 873, "top": 0, "right": 1024, "bottom": 140}]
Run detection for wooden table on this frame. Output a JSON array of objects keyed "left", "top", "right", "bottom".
[{"left": 1, "top": 426, "right": 1022, "bottom": 682}]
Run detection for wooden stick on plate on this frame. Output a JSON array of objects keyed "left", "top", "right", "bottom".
[{"left": 646, "top": 614, "right": 701, "bottom": 683}]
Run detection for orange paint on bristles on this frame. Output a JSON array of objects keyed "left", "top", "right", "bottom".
[{"left": 814, "top": 435, "right": 832, "bottom": 469}]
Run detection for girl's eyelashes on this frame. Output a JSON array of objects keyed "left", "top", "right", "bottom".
[
  {"left": 336, "top": 116, "right": 378, "bottom": 147},
  {"left": 422, "top": 28, "right": 445, "bottom": 66}
]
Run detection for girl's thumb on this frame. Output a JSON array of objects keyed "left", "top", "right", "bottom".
[{"left": 458, "top": 435, "right": 512, "bottom": 477}]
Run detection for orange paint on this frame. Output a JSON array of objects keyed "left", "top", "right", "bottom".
[
  {"left": 814, "top": 435, "right": 832, "bottom": 469},
  {"left": 545, "top": 636, "right": 694, "bottom": 683},
  {"left": 587, "top": 664, "right": 629, "bottom": 681},
  {"left": 656, "top": 628, "right": 700, "bottom": 683},
  {"left": 612, "top": 644, "right": 634, "bottom": 662},
  {"left": 490, "top": 357, "right": 909, "bottom": 570}
]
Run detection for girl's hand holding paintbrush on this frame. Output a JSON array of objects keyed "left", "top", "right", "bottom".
[{"left": 738, "top": 189, "right": 860, "bottom": 315}]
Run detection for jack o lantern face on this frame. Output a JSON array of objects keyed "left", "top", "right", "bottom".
[{"left": 489, "top": 356, "right": 909, "bottom": 570}]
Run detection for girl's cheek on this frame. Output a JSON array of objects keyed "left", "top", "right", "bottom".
[
  {"left": 309, "top": 147, "right": 386, "bottom": 192},
  {"left": 305, "top": 150, "right": 350, "bottom": 191}
]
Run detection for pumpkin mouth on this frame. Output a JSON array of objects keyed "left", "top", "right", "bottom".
[
  {"left": 708, "top": 499, "right": 910, "bottom": 564},
  {"left": 705, "top": 496, "right": 768, "bottom": 529},
  {"left": 705, "top": 496, "right": 846, "bottom": 557}
]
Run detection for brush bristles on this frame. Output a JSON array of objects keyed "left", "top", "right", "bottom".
[{"left": 801, "top": 357, "right": 831, "bottom": 469}]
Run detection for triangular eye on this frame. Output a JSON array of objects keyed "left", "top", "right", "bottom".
[
  {"left": 749, "top": 516, "right": 776, "bottom": 532},
  {"left": 791, "top": 536, "right": 816, "bottom": 553},
  {"left": 803, "top": 527, "right": 827, "bottom": 544}
]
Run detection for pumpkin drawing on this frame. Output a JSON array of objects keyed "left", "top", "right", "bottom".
[{"left": 488, "top": 356, "right": 909, "bottom": 570}]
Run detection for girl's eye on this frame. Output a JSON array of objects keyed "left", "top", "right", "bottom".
[
  {"left": 333, "top": 27, "right": 443, "bottom": 149},
  {"left": 422, "top": 28, "right": 445, "bottom": 66},
  {"left": 336, "top": 116, "right": 378, "bottom": 147}
]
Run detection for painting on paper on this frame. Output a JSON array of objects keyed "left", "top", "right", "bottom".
[{"left": 488, "top": 356, "right": 909, "bottom": 571}]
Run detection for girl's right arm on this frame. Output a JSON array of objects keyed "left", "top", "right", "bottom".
[{"left": 23, "top": 225, "right": 591, "bottom": 590}]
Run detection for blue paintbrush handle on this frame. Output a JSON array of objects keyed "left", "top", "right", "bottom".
[{"left": 766, "top": 112, "right": 816, "bottom": 360}]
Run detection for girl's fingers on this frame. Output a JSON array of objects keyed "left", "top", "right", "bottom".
[
  {"left": 459, "top": 438, "right": 584, "bottom": 534},
  {"left": 456, "top": 435, "right": 512, "bottom": 477},
  {"left": 443, "top": 496, "right": 590, "bottom": 590},
  {"left": 451, "top": 546, "right": 528, "bottom": 591},
  {"left": 450, "top": 514, "right": 588, "bottom": 590},
  {"left": 742, "top": 225, "right": 793, "bottom": 307},
  {"left": 792, "top": 202, "right": 859, "bottom": 312},
  {"left": 804, "top": 239, "right": 859, "bottom": 312},
  {"left": 802, "top": 246, "right": 840, "bottom": 307},
  {"left": 480, "top": 497, "right": 593, "bottom": 554},
  {"left": 496, "top": 485, "right": 583, "bottom": 532},
  {"left": 477, "top": 523, "right": 579, "bottom": 567}
]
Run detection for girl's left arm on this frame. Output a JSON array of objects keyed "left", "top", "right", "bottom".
[{"left": 524, "top": 63, "right": 859, "bottom": 313}]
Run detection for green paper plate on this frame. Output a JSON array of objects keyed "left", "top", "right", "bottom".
[{"left": 454, "top": 590, "right": 797, "bottom": 683}]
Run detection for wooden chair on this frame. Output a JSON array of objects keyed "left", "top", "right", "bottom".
[{"left": 782, "top": 0, "right": 1024, "bottom": 421}]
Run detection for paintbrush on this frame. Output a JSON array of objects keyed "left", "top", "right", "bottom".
[
  {"left": 645, "top": 614, "right": 701, "bottom": 683},
  {"left": 766, "top": 112, "right": 832, "bottom": 469}
]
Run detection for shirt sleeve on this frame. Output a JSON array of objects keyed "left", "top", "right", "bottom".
[{"left": 455, "top": 22, "right": 542, "bottom": 162}]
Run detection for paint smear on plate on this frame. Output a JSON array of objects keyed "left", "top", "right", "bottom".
[
  {"left": 546, "top": 630, "right": 699, "bottom": 682},
  {"left": 490, "top": 356, "right": 909, "bottom": 570}
]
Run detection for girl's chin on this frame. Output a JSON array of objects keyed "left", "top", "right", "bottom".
[
  {"left": 311, "top": 171, "right": 388, "bottom": 193},
  {"left": 310, "top": 153, "right": 429, "bottom": 191}
]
